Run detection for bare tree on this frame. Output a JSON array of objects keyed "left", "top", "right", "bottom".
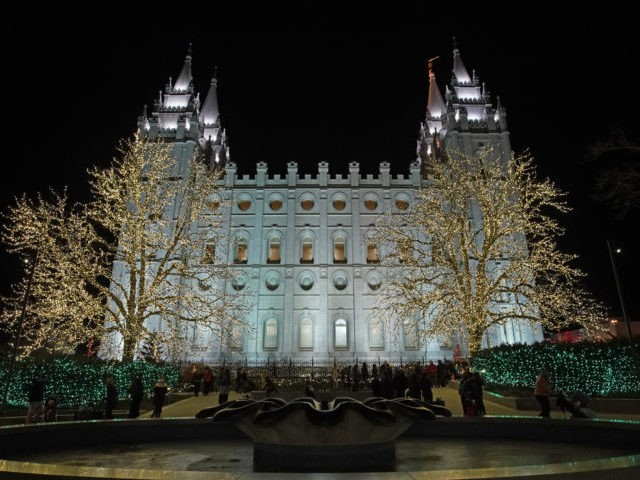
[
  {"left": 585, "top": 129, "right": 640, "bottom": 219},
  {"left": 2, "top": 133, "right": 253, "bottom": 360},
  {"left": 1, "top": 190, "right": 104, "bottom": 357},
  {"left": 371, "top": 148, "right": 608, "bottom": 356}
]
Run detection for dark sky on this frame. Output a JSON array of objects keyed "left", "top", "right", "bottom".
[{"left": 2, "top": 7, "right": 639, "bottom": 323}]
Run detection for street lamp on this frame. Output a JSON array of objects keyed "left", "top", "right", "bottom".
[
  {"left": 1, "top": 250, "right": 38, "bottom": 415},
  {"left": 606, "top": 240, "right": 633, "bottom": 343}
]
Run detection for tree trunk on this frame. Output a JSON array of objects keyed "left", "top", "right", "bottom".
[
  {"left": 122, "top": 337, "right": 136, "bottom": 362},
  {"left": 467, "top": 328, "right": 484, "bottom": 357}
]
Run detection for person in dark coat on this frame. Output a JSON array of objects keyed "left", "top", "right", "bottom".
[
  {"left": 419, "top": 368, "right": 433, "bottom": 402},
  {"left": 470, "top": 371, "right": 486, "bottom": 415},
  {"left": 127, "top": 375, "right": 144, "bottom": 418},
  {"left": 43, "top": 397, "right": 57, "bottom": 422},
  {"left": 202, "top": 367, "right": 214, "bottom": 396},
  {"left": 263, "top": 375, "right": 277, "bottom": 397},
  {"left": 218, "top": 367, "right": 231, "bottom": 404},
  {"left": 458, "top": 366, "right": 477, "bottom": 415},
  {"left": 25, "top": 375, "right": 47, "bottom": 424},
  {"left": 304, "top": 380, "right": 316, "bottom": 399},
  {"left": 151, "top": 377, "right": 169, "bottom": 418},
  {"left": 105, "top": 376, "right": 118, "bottom": 419}
]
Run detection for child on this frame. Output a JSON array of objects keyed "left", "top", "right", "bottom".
[{"left": 43, "top": 397, "right": 57, "bottom": 422}]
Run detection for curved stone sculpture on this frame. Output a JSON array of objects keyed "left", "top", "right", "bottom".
[{"left": 196, "top": 396, "right": 450, "bottom": 472}]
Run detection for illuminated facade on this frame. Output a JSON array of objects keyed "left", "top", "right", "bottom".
[{"left": 114, "top": 44, "right": 543, "bottom": 363}]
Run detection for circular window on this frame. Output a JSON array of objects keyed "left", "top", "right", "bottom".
[
  {"left": 395, "top": 199, "right": 409, "bottom": 210},
  {"left": 196, "top": 276, "right": 211, "bottom": 291},
  {"left": 332, "top": 271, "right": 349, "bottom": 290},
  {"left": 268, "top": 194, "right": 283, "bottom": 211},
  {"left": 206, "top": 194, "right": 221, "bottom": 211},
  {"left": 265, "top": 271, "right": 281, "bottom": 291},
  {"left": 237, "top": 194, "right": 252, "bottom": 211},
  {"left": 298, "top": 270, "right": 315, "bottom": 291},
  {"left": 366, "top": 272, "right": 382, "bottom": 291},
  {"left": 364, "top": 194, "right": 379, "bottom": 211},
  {"left": 301, "top": 199, "right": 315, "bottom": 210},
  {"left": 332, "top": 193, "right": 348, "bottom": 211},
  {"left": 232, "top": 273, "right": 247, "bottom": 291}
]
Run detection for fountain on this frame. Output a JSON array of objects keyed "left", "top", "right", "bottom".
[{"left": 196, "top": 396, "right": 451, "bottom": 471}]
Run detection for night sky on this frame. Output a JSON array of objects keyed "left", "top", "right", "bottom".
[{"left": 2, "top": 7, "right": 639, "bottom": 325}]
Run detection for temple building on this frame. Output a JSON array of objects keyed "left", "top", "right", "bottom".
[{"left": 105, "top": 43, "right": 543, "bottom": 364}]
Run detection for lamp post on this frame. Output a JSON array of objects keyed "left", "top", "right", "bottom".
[
  {"left": 606, "top": 240, "right": 633, "bottom": 343},
  {"left": 1, "top": 250, "right": 38, "bottom": 415}
]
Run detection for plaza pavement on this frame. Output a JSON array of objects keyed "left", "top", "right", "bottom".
[{"left": 140, "top": 383, "right": 640, "bottom": 421}]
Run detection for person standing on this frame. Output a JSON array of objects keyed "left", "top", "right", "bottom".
[
  {"left": 151, "top": 377, "right": 169, "bottom": 418},
  {"left": 191, "top": 365, "right": 203, "bottom": 396},
  {"left": 263, "top": 375, "right": 277, "bottom": 397},
  {"left": 471, "top": 371, "right": 486, "bottom": 416},
  {"left": 534, "top": 369, "right": 555, "bottom": 418},
  {"left": 458, "top": 366, "right": 477, "bottom": 415},
  {"left": 218, "top": 366, "right": 231, "bottom": 404},
  {"left": 105, "top": 376, "right": 118, "bottom": 419},
  {"left": 25, "top": 375, "right": 46, "bottom": 424},
  {"left": 127, "top": 375, "right": 144, "bottom": 418},
  {"left": 43, "top": 397, "right": 57, "bottom": 422},
  {"left": 202, "top": 366, "right": 214, "bottom": 396}
]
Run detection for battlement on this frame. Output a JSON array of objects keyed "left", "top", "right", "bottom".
[{"left": 224, "top": 161, "right": 421, "bottom": 188}]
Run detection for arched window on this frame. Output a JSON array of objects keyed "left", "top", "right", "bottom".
[
  {"left": 263, "top": 318, "right": 278, "bottom": 350},
  {"left": 403, "top": 319, "right": 419, "bottom": 350},
  {"left": 202, "top": 242, "right": 216, "bottom": 264},
  {"left": 301, "top": 236, "right": 314, "bottom": 263},
  {"left": 235, "top": 238, "right": 248, "bottom": 264},
  {"left": 399, "top": 237, "right": 412, "bottom": 264},
  {"left": 366, "top": 242, "right": 379, "bottom": 263},
  {"left": 334, "top": 319, "right": 348, "bottom": 349},
  {"left": 268, "top": 237, "right": 281, "bottom": 264},
  {"left": 333, "top": 236, "right": 347, "bottom": 263},
  {"left": 369, "top": 319, "right": 384, "bottom": 349},
  {"left": 300, "top": 318, "right": 313, "bottom": 350},
  {"left": 228, "top": 323, "right": 243, "bottom": 351}
]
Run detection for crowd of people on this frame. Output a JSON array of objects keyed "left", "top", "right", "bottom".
[{"left": 20, "top": 362, "right": 595, "bottom": 422}]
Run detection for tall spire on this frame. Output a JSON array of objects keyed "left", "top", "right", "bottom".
[
  {"left": 199, "top": 67, "right": 220, "bottom": 126},
  {"left": 427, "top": 56, "right": 445, "bottom": 119},
  {"left": 174, "top": 43, "right": 193, "bottom": 92},
  {"left": 451, "top": 37, "right": 471, "bottom": 84}
]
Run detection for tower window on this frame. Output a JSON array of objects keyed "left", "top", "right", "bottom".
[
  {"left": 263, "top": 318, "right": 278, "bottom": 350},
  {"left": 202, "top": 243, "right": 216, "bottom": 264},
  {"left": 334, "top": 237, "right": 346, "bottom": 263},
  {"left": 300, "top": 318, "right": 313, "bottom": 350},
  {"left": 268, "top": 237, "right": 281, "bottom": 264},
  {"left": 335, "top": 319, "right": 348, "bottom": 349},
  {"left": 369, "top": 320, "right": 384, "bottom": 349},
  {"left": 235, "top": 238, "right": 248, "bottom": 264},
  {"left": 301, "top": 237, "right": 314, "bottom": 263},
  {"left": 367, "top": 243, "right": 379, "bottom": 263}
]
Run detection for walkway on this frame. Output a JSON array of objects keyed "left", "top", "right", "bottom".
[{"left": 142, "top": 384, "right": 640, "bottom": 421}]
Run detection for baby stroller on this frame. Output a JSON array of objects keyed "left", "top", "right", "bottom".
[{"left": 556, "top": 391, "right": 597, "bottom": 419}]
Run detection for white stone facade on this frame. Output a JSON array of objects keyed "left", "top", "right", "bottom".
[{"left": 105, "top": 45, "right": 544, "bottom": 363}]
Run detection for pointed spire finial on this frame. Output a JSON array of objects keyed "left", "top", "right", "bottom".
[
  {"left": 187, "top": 42, "right": 192, "bottom": 58},
  {"left": 453, "top": 36, "right": 458, "bottom": 51},
  {"left": 427, "top": 56, "right": 440, "bottom": 75}
]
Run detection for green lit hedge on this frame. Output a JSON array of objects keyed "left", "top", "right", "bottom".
[
  {"left": 471, "top": 340, "right": 640, "bottom": 397},
  {"left": 0, "top": 354, "right": 180, "bottom": 408}
]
